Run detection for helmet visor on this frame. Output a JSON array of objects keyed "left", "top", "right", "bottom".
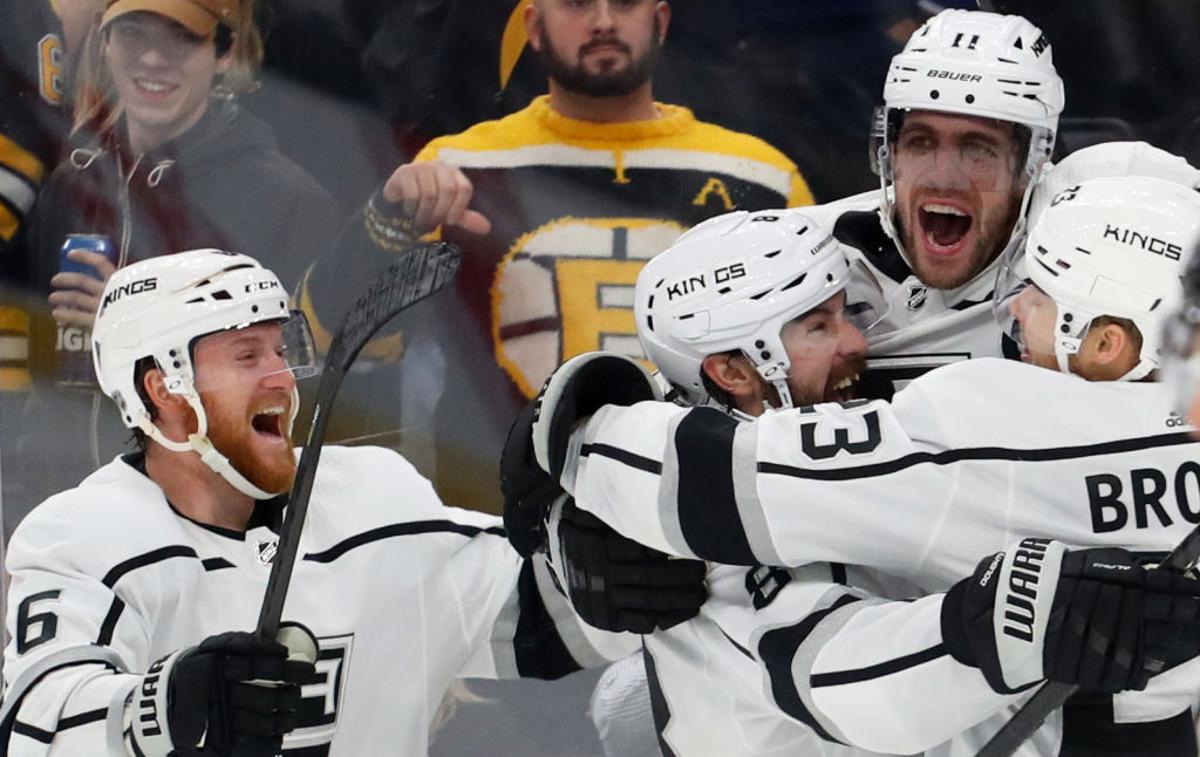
[
  {"left": 190, "top": 310, "right": 319, "bottom": 394},
  {"left": 891, "top": 117, "right": 1026, "bottom": 194},
  {"left": 845, "top": 259, "right": 890, "bottom": 336},
  {"left": 992, "top": 235, "right": 1031, "bottom": 348}
]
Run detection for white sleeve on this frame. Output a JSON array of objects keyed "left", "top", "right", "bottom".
[
  {"left": 435, "top": 504, "right": 639, "bottom": 681},
  {"left": 702, "top": 565, "right": 1020, "bottom": 754},
  {"left": 564, "top": 394, "right": 953, "bottom": 576},
  {"left": 1, "top": 510, "right": 147, "bottom": 756}
]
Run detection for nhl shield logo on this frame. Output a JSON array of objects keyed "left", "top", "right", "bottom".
[
  {"left": 256, "top": 536, "right": 279, "bottom": 565},
  {"left": 906, "top": 285, "right": 928, "bottom": 311}
]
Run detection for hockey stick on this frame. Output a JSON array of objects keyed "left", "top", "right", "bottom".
[
  {"left": 255, "top": 242, "right": 462, "bottom": 641},
  {"left": 977, "top": 525, "right": 1200, "bottom": 757}
]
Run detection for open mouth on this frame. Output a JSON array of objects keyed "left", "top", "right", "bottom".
[
  {"left": 917, "top": 202, "right": 974, "bottom": 255},
  {"left": 251, "top": 405, "right": 287, "bottom": 442},
  {"left": 827, "top": 372, "right": 861, "bottom": 403}
]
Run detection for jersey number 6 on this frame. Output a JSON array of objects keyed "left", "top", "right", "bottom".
[{"left": 16, "top": 590, "right": 60, "bottom": 654}]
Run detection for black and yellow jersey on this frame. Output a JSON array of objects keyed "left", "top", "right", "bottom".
[
  {"left": 0, "top": 0, "right": 68, "bottom": 390},
  {"left": 304, "top": 96, "right": 810, "bottom": 512}
]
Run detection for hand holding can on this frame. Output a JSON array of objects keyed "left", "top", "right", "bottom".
[
  {"left": 50, "top": 234, "right": 116, "bottom": 387},
  {"left": 49, "top": 234, "right": 118, "bottom": 330}
]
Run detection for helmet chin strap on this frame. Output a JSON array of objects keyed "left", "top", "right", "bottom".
[
  {"left": 1117, "top": 360, "right": 1155, "bottom": 382},
  {"left": 768, "top": 378, "right": 794, "bottom": 410},
  {"left": 135, "top": 386, "right": 298, "bottom": 501},
  {"left": 1053, "top": 336, "right": 1081, "bottom": 376},
  {"left": 755, "top": 360, "right": 795, "bottom": 411}
]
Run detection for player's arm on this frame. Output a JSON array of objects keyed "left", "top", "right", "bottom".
[
  {"left": 518, "top": 352, "right": 946, "bottom": 575},
  {"left": 705, "top": 540, "right": 1200, "bottom": 754},
  {"left": 434, "top": 501, "right": 644, "bottom": 682},
  {"left": 1, "top": 505, "right": 311, "bottom": 756}
]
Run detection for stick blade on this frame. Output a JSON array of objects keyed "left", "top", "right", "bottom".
[{"left": 328, "top": 242, "right": 462, "bottom": 370}]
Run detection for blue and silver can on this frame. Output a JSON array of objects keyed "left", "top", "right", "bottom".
[{"left": 56, "top": 233, "right": 115, "bottom": 387}]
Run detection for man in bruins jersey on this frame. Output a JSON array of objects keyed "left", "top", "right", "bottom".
[{"left": 303, "top": 0, "right": 812, "bottom": 512}]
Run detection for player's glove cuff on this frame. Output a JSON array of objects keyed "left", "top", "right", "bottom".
[
  {"left": 128, "top": 648, "right": 185, "bottom": 756},
  {"left": 942, "top": 538, "right": 1066, "bottom": 693}
]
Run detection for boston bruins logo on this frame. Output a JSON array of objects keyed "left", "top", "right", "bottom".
[{"left": 493, "top": 217, "right": 686, "bottom": 398}]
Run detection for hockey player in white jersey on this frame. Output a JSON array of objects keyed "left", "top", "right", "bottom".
[
  {"left": 807, "top": 8, "right": 1064, "bottom": 399},
  {"left": 508, "top": 175, "right": 1200, "bottom": 756},
  {"left": 0, "top": 249, "right": 709, "bottom": 756}
]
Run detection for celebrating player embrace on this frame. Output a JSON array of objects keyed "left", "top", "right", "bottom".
[{"left": 506, "top": 173, "right": 1200, "bottom": 755}]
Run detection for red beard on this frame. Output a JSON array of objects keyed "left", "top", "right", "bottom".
[{"left": 199, "top": 390, "right": 297, "bottom": 494}]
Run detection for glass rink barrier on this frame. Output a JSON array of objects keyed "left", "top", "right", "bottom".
[{"left": 3, "top": 1, "right": 1200, "bottom": 755}]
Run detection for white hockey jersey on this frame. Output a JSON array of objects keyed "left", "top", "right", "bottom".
[
  {"left": 592, "top": 190, "right": 1021, "bottom": 757},
  {"left": 0, "top": 446, "right": 634, "bottom": 756},
  {"left": 565, "top": 358, "right": 1200, "bottom": 755},
  {"left": 805, "top": 190, "right": 1014, "bottom": 398}
]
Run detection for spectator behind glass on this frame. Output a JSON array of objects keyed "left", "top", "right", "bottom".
[
  {"left": 0, "top": 0, "right": 74, "bottom": 392},
  {"left": 304, "top": 0, "right": 814, "bottom": 512},
  {"left": 8, "top": 0, "right": 339, "bottom": 533}
]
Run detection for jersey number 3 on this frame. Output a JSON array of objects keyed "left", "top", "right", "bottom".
[{"left": 798, "top": 408, "right": 882, "bottom": 461}]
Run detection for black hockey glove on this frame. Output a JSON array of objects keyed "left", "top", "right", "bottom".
[
  {"left": 500, "top": 352, "right": 664, "bottom": 559},
  {"left": 129, "top": 627, "right": 318, "bottom": 757},
  {"left": 942, "top": 539, "right": 1200, "bottom": 695},
  {"left": 500, "top": 397, "right": 561, "bottom": 558},
  {"left": 555, "top": 498, "right": 708, "bottom": 634}
]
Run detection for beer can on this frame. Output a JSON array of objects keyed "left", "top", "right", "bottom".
[
  {"left": 58, "top": 233, "right": 115, "bottom": 278},
  {"left": 56, "top": 233, "right": 116, "bottom": 388}
]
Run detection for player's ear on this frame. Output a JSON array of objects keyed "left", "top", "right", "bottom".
[
  {"left": 142, "top": 367, "right": 188, "bottom": 419},
  {"left": 702, "top": 353, "right": 758, "bottom": 398},
  {"left": 524, "top": 0, "right": 544, "bottom": 53},
  {"left": 1082, "top": 320, "right": 1138, "bottom": 379},
  {"left": 655, "top": 2, "right": 671, "bottom": 43}
]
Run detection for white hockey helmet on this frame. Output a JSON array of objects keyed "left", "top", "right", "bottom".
[
  {"left": 92, "top": 249, "right": 318, "bottom": 498},
  {"left": 635, "top": 210, "right": 884, "bottom": 409},
  {"left": 871, "top": 10, "right": 1064, "bottom": 261},
  {"left": 994, "top": 176, "right": 1200, "bottom": 381},
  {"left": 1028, "top": 141, "right": 1200, "bottom": 228}
]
